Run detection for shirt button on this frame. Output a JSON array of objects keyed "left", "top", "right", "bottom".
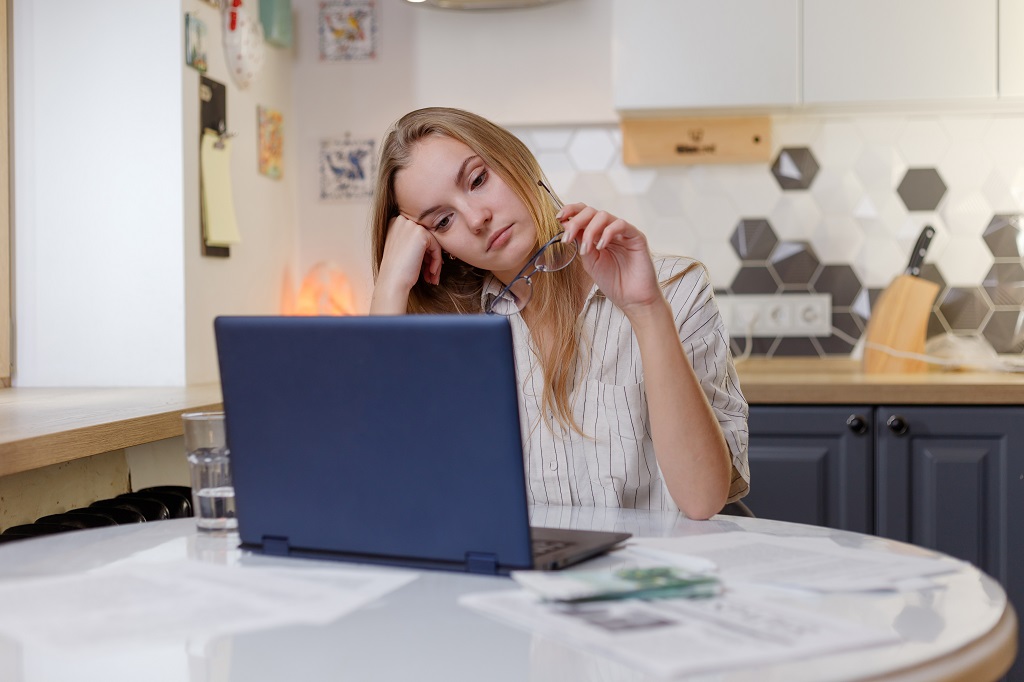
[{"left": 548, "top": 460, "right": 557, "bottom": 471}]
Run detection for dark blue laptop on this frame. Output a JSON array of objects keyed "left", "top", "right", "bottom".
[{"left": 214, "top": 314, "right": 630, "bottom": 575}]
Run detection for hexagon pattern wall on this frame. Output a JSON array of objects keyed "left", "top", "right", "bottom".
[{"left": 509, "top": 115, "right": 1024, "bottom": 358}]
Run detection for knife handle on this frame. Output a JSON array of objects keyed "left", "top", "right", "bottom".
[{"left": 906, "top": 225, "right": 935, "bottom": 277}]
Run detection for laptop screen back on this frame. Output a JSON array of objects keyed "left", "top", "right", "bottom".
[{"left": 214, "top": 314, "right": 535, "bottom": 571}]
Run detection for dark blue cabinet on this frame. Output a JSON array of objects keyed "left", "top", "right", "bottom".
[
  {"left": 748, "top": 404, "right": 1024, "bottom": 682},
  {"left": 745, "top": 406, "right": 873, "bottom": 533}
]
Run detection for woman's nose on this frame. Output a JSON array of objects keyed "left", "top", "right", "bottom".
[{"left": 463, "top": 204, "right": 490, "bottom": 233}]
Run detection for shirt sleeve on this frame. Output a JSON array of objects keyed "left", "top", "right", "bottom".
[{"left": 656, "top": 257, "right": 751, "bottom": 502}]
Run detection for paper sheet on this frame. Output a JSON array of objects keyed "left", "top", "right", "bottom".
[
  {"left": 200, "top": 130, "right": 242, "bottom": 247},
  {"left": 628, "top": 532, "right": 964, "bottom": 592},
  {"left": 461, "top": 587, "right": 898, "bottom": 679},
  {"left": 0, "top": 560, "right": 415, "bottom": 650}
]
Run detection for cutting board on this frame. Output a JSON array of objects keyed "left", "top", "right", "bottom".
[{"left": 862, "top": 274, "right": 941, "bottom": 374}]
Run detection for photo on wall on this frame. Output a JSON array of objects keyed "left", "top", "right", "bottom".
[
  {"left": 258, "top": 106, "right": 284, "bottom": 179},
  {"left": 185, "top": 13, "right": 208, "bottom": 72},
  {"left": 319, "top": 137, "right": 375, "bottom": 200},
  {"left": 319, "top": 0, "right": 377, "bottom": 61}
]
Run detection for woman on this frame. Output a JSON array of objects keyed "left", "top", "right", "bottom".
[{"left": 370, "top": 107, "right": 748, "bottom": 520}]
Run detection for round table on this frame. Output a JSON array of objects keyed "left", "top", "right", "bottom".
[{"left": 0, "top": 505, "right": 1015, "bottom": 682}]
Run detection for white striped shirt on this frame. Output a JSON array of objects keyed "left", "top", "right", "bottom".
[{"left": 486, "top": 256, "right": 750, "bottom": 511}]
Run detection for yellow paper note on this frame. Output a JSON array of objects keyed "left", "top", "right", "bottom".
[{"left": 200, "top": 130, "right": 242, "bottom": 247}]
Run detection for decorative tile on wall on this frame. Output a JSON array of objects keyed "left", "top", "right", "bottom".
[{"left": 510, "top": 114, "right": 1024, "bottom": 359}]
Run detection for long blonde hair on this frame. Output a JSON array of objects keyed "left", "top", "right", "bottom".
[{"left": 370, "top": 107, "right": 590, "bottom": 432}]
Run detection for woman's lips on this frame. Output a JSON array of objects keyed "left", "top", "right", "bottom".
[{"left": 487, "top": 225, "right": 513, "bottom": 251}]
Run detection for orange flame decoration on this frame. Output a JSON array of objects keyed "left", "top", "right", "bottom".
[{"left": 281, "top": 263, "right": 358, "bottom": 316}]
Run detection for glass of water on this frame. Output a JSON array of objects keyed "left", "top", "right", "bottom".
[{"left": 182, "top": 411, "right": 237, "bottom": 533}]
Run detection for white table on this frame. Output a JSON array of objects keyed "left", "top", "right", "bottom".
[{"left": 0, "top": 505, "right": 1015, "bottom": 682}]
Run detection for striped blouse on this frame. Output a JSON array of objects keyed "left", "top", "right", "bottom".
[{"left": 486, "top": 256, "right": 750, "bottom": 512}]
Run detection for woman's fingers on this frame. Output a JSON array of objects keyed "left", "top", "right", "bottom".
[{"left": 559, "top": 203, "right": 635, "bottom": 255}]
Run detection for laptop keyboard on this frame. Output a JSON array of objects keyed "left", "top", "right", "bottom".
[{"left": 533, "top": 538, "right": 574, "bottom": 556}]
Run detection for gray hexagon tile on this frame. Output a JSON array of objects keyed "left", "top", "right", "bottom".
[
  {"left": 937, "top": 286, "right": 993, "bottom": 332},
  {"left": 730, "top": 219, "right": 778, "bottom": 262},
  {"left": 983, "top": 214, "right": 1024, "bottom": 257},
  {"left": 983, "top": 310, "right": 1024, "bottom": 353},
  {"left": 917, "top": 263, "right": 948, "bottom": 292},
  {"left": 811, "top": 264, "right": 863, "bottom": 308},
  {"left": 983, "top": 262, "right": 1024, "bottom": 307},
  {"left": 771, "top": 147, "right": 820, "bottom": 190},
  {"left": 897, "top": 168, "right": 947, "bottom": 211},
  {"left": 566, "top": 128, "right": 617, "bottom": 172},
  {"left": 768, "top": 241, "right": 820, "bottom": 288},
  {"left": 816, "top": 311, "right": 862, "bottom": 355},
  {"left": 896, "top": 120, "right": 950, "bottom": 166},
  {"left": 730, "top": 336, "right": 778, "bottom": 358},
  {"left": 730, "top": 265, "right": 780, "bottom": 294},
  {"left": 773, "top": 337, "right": 822, "bottom": 357}
]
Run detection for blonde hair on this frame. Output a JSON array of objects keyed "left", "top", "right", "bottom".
[{"left": 370, "top": 107, "right": 590, "bottom": 433}]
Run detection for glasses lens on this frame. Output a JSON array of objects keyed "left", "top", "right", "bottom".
[
  {"left": 534, "top": 238, "right": 577, "bottom": 273},
  {"left": 487, "top": 277, "right": 533, "bottom": 316}
]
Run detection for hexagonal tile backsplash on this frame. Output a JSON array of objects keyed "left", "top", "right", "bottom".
[{"left": 509, "top": 114, "right": 1024, "bottom": 359}]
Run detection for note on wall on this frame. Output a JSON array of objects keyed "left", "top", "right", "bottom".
[{"left": 200, "top": 130, "right": 242, "bottom": 247}]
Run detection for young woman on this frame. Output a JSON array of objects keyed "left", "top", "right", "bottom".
[{"left": 370, "top": 107, "right": 748, "bottom": 520}]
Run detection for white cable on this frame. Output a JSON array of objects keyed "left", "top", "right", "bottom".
[
  {"left": 833, "top": 327, "right": 1024, "bottom": 373},
  {"left": 733, "top": 314, "right": 759, "bottom": 364}
]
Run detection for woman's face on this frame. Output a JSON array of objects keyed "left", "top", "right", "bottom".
[{"left": 393, "top": 135, "right": 539, "bottom": 284}]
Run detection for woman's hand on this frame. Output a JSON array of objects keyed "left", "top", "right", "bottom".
[
  {"left": 370, "top": 215, "right": 443, "bottom": 314},
  {"left": 557, "top": 203, "right": 662, "bottom": 315}
]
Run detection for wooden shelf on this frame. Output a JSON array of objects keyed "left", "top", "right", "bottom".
[{"left": 0, "top": 385, "right": 222, "bottom": 477}]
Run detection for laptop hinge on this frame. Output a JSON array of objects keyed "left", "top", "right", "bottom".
[
  {"left": 465, "top": 552, "right": 499, "bottom": 575},
  {"left": 262, "top": 535, "right": 291, "bottom": 556}
]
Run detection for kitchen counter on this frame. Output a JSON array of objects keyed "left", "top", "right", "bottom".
[
  {"left": 1, "top": 360, "right": 1023, "bottom": 478},
  {"left": 737, "top": 358, "right": 1024, "bottom": 405}
]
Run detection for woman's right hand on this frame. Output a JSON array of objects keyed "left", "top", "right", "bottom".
[{"left": 370, "top": 215, "right": 443, "bottom": 314}]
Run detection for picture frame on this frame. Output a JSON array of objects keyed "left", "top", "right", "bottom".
[{"left": 319, "top": 0, "right": 377, "bottom": 61}]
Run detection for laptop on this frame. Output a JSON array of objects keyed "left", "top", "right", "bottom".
[{"left": 214, "top": 314, "right": 630, "bottom": 575}]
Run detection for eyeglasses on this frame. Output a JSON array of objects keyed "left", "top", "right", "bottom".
[{"left": 484, "top": 182, "right": 578, "bottom": 316}]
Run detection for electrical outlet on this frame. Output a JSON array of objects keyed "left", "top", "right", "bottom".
[{"left": 716, "top": 293, "right": 833, "bottom": 338}]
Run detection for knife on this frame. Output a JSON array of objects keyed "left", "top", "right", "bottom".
[{"left": 905, "top": 225, "right": 935, "bottom": 277}]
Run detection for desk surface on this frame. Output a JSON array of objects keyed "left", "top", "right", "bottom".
[{"left": 0, "top": 506, "right": 1015, "bottom": 682}]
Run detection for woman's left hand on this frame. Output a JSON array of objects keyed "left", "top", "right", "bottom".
[{"left": 558, "top": 203, "right": 662, "bottom": 313}]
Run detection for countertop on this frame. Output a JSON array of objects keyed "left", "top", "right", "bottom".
[{"left": 2, "top": 359, "right": 1023, "bottom": 478}]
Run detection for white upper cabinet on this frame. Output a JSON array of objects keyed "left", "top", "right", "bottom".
[
  {"left": 803, "top": 0, "right": 998, "bottom": 104},
  {"left": 613, "top": 0, "right": 800, "bottom": 112},
  {"left": 1000, "top": 0, "right": 1024, "bottom": 96}
]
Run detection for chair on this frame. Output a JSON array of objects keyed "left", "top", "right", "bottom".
[{"left": 718, "top": 500, "right": 755, "bottom": 517}]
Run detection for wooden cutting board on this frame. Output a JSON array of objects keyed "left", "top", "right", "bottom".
[{"left": 862, "top": 274, "right": 941, "bottom": 374}]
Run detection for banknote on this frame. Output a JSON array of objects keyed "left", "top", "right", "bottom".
[{"left": 512, "top": 566, "right": 722, "bottom": 603}]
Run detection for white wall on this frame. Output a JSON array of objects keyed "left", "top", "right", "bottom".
[
  {"left": 182, "top": 0, "right": 300, "bottom": 384},
  {"left": 291, "top": 0, "right": 615, "bottom": 312},
  {"left": 13, "top": 0, "right": 186, "bottom": 386},
  {"left": 12, "top": 0, "right": 299, "bottom": 386}
]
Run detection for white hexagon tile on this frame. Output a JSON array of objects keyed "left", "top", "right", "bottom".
[{"left": 511, "top": 112, "right": 1024, "bottom": 358}]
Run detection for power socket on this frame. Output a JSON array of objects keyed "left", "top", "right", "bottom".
[{"left": 716, "top": 293, "right": 832, "bottom": 338}]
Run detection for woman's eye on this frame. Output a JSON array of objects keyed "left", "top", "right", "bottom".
[
  {"left": 470, "top": 170, "right": 487, "bottom": 190},
  {"left": 434, "top": 214, "right": 453, "bottom": 231}
]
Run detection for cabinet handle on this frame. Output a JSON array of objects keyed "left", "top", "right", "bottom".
[
  {"left": 846, "top": 414, "right": 868, "bottom": 435},
  {"left": 887, "top": 415, "right": 909, "bottom": 436}
]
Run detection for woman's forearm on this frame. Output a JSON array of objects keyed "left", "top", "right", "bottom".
[{"left": 627, "top": 298, "right": 732, "bottom": 519}]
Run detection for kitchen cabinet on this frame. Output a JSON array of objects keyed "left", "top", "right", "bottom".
[
  {"left": 1000, "top": 0, "right": 1024, "bottom": 96},
  {"left": 803, "top": 0, "right": 997, "bottom": 104},
  {"left": 612, "top": 0, "right": 800, "bottom": 112},
  {"left": 744, "top": 406, "right": 873, "bottom": 533},
  {"left": 747, "top": 404, "right": 1024, "bottom": 681}
]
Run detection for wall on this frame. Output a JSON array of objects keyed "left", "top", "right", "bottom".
[
  {"left": 292, "top": 1, "right": 1023, "bottom": 359},
  {"left": 11, "top": 0, "right": 299, "bottom": 387}
]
